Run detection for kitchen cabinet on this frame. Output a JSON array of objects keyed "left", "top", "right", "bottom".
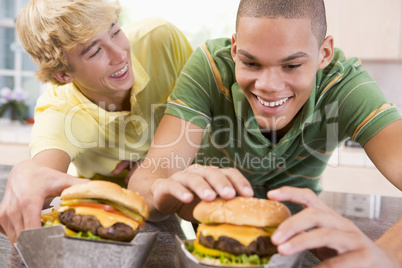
[
  {"left": 322, "top": 144, "right": 402, "bottom": 198},
  {"left": 325, "top": 0, "right": 402, "bottom": 60},
  {"left": 322, "top": 165, "right": 402, "bottom": 198}
]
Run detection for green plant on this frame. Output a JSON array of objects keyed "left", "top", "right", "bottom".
[{"left": 0, "top": 87, "right": 28, "bottom": 122}]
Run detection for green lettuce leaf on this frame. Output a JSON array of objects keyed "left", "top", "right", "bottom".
[{"left": 185, "top": 241, "right": 270, "bottom": 265}]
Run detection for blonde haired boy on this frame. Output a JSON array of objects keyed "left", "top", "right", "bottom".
[{"left": 0, "top": 0, "right": 192, "bottom": 244}]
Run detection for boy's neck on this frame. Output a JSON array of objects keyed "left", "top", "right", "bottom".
[
  {"left": 79, "top": 87, "right": 132, "bottom": 112},
  {"left": 111, "top": 90, "right": 132, "bottom": 111},
  {"left": 261, "top": 130, "right": 282, "bottom": 144},
  {"left": 260, "top": 117, "right": 296, "bottom": 144}
]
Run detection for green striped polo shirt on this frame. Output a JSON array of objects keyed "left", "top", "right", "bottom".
[{"left": 165, "top": 38, "right": 401, "bottom": 197}]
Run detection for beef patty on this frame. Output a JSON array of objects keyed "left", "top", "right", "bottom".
[
  {"left": 59, "top": 209, "right": 138, "bottom": 242},
  {"left": 198, "top": 233, "right": 277, "bottom": 256}
]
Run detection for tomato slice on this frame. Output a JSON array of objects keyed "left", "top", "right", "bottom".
[{"left": 69, "top": 203, "right": 116, "bottom": 212}]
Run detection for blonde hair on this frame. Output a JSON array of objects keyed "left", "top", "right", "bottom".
[{"left": 16, "top": 0, "right": 121, "bottom": 85}]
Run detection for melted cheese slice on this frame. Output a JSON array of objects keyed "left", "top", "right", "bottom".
[
  {"left": 197, "top": 223, "right": 275, "bottom": 246},
  {"left": 58, "top": 206, "right": 139, "bottom": 230}
]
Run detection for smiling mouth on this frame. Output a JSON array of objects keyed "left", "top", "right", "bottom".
[
  {"left": 110, "top": 63, "right": 128, "bottom": 78},
  {"left": 257, "top": 96, "right": 289, "bottom": 107}
]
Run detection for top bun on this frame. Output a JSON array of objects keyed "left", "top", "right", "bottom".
[
  {"left": 61, "top": 180, "right": 149, "bottom": 220},
  {"left": 193, "top": 197, "right": 290, "bottom": 227}
]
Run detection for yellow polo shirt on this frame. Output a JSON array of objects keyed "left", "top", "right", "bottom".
[{"left": 30, "top": 17, "right": 193, "bottom": 184}]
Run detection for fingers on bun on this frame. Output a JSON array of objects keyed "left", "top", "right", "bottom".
[
  {"left": 41, "top": 180, "right": 149, "bottom": 242},
  {"left": 190, "top": 197, "right": 290, "bottom": 266}
]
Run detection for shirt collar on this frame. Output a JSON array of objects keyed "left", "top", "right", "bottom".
[{"left": 130, "top": 51, "right": 149, "bottom": 98}]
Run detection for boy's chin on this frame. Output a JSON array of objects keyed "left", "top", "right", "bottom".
[{"left": 257, "top": 122, "right": 289, "bottom": 132}]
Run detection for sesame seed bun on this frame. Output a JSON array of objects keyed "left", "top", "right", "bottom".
[
  {"left": 60, "top": 180, "right": 149, "bottom": 220},
  {"left": 193, "top": 197, "right": 290, "bottom": 227}
]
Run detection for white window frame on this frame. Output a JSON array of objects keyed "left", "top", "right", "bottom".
[{"left": 0, "top": 0, "right": 46, "bottom": 116}]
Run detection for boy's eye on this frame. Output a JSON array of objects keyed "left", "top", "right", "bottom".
[
  {"left": 89, "top": 48, "right": 101, "bottom": 58},
  {"left": 286, "top": 64, "right": 301, "bottom": 69},
  {"left": 243, "top": 61, "right": 258, "bottom": 67},
  {"left": 113, "top": 29, "right": 121, "bottom": 37}
]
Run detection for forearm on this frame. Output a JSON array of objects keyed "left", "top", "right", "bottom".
[
  {"left": 32, "top": 149, "right": 71, "bottom": 172},
  {"left": 375, "top": 217, "right": 402, "bottom": 266},
  {"left": 128, "top": 163, "right": 171, "bottom": 221},
  {"left": 128, "top": 115, "right": 204, "bottom": 221}
]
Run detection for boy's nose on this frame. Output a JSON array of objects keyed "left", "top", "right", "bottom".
[
  {"left": 109, "top": 45, "right": 127, "bottom": 65},
  {"left": 255, "top": 68, "right": 285, "bottom": 92}
]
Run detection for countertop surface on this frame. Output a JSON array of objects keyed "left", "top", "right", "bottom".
[
  {"left": 1, "top": 164, "right": 401, "bottom": 268},
  {"left": 0, "top": 120, "right": 32, "bottom": 145}
]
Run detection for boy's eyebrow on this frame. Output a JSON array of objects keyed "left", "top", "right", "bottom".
[
  {"left": 280, "top": 51, "right": 309, "bottom": 62},
  {"left": 80, "top": 23, "right": 116, "bottom": 56},
  {"left": 237, "top": 50, "right": 309, "bottom": 62},
  {"left": 237, "top": 49, "right": 257, "bottom": 60},
  {"left": 81, "top": 40, "right": 100, "bottom": 56}
]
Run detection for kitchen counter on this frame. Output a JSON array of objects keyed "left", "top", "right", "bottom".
[
  {"left": 0, "top": 121, "right": 31, "bottom": 166},
  {"left": 0, "top": 164, "right": 401, "bottom": 268}
]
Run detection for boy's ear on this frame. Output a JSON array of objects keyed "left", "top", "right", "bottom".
[
  {"left": 54, "top": 71, "right": 74, "bottom": 84},
  {"left": 231, "top": 33, "right": 237, "bottom": 59},
  {"left": 318, "top": 35, "right": 334, "bottom": 70}
]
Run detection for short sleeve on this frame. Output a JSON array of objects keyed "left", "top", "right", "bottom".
[
  {"left": 30, "top": 107, "right": 95, "bottom": 160},
  {"left": 165, "top": 45, "right": 216, "bottom": 129}
]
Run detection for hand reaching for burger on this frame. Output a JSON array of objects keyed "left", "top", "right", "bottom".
[
  {"left": 0, "top": 159, "right": 89, "bottom": 245},
  {"left": 148, "top": 164, "right": 254, "bottom": 222},
  {"left": 268, "top": 186, "right": 398, "bottom": 268}
]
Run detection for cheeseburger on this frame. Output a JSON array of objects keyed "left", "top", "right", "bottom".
[
  {"left": 190, "top": 197, "right": 290, "bottom": 266},
  {"left": 41, "top": 180, "right": 149, "bottom": 242}
]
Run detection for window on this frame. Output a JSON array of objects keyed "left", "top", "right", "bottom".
[
  {"left": 0, "top": 0, "right": 44, "bottom": 118},
  {"left": 119, "top": 0, "right": 241, "bottom": 48}
]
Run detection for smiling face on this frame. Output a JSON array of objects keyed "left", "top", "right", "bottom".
[
  {"left": 231, "top": 17, "right": 333, "bottom": 135},
  {"left": 56, "top": 23, "right": 134, "bottom": 107}
]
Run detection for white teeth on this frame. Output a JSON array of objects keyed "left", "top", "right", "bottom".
[
  {"left": 257, "top": 96, "right": 289, "bottom": 107},
  {"left": 110, "top": 64, "right": 128, "bottom": 77}
]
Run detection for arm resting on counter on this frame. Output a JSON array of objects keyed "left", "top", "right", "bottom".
[
  {"left": 363, "top": 119, "right": 402, "bottom": 265},
  {"left": 375, "top": 217, "right": 402, "bottom": 266}
]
